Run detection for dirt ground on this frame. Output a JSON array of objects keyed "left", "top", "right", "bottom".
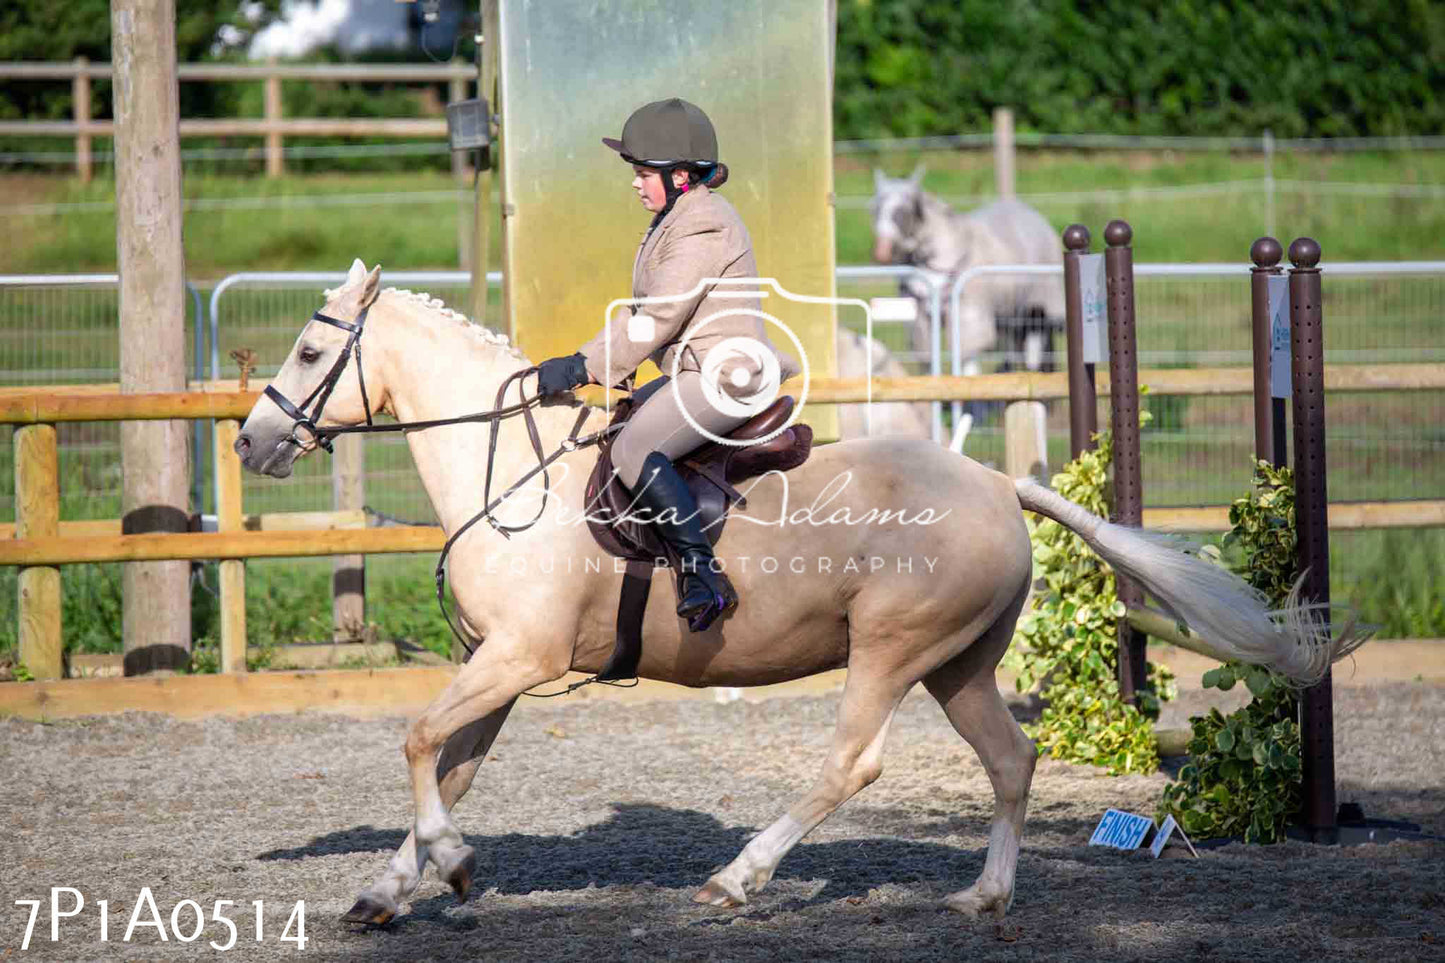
[{"left": 2, "top": 673, "right": 1442, "bottom": 962}]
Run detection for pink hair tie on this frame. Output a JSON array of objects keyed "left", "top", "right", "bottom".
[{"left": 681, "top": 182, "right": 691, "bottom": 192}]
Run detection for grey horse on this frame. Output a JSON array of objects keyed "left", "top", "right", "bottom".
[{"left": 870, "top": 167, "right": 1064, "bottom": 378}]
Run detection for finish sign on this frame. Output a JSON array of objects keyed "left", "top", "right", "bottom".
[
  {"left": 1088, "top": 809, "right": 1199, "bottom": 858},
  {"left": 1088, "top": 808, "right": 1153, "bottom": 850}
]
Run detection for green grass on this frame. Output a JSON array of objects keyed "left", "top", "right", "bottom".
[
  {"left": 0, "top": 553, "right": 457, "bottom": 667},
  {"left": 1, "top": 171, "right": 486, "bottom": 275},
  {"left": 836, "top": 148, "right": 1445, "bottom": 263},
  {"left": 4, "top": 148, "right": 1445, "bottom": 273}
]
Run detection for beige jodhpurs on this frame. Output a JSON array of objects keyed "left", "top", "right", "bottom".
[{"left": 611, "top": 371, "right": 750, "bottom": 489}]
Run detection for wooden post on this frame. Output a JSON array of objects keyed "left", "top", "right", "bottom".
[
  {"left": 112, "top": 0, "right": 192, "bottom": 675},
  {"left": 1288, "top": 237, "right": 1337, "bottom": 843},
  {"left": 264, "top": 58, "right": 283, "bottom": 178},
  {"left": 1004, "top": 400, "right": 1047, "bottom": 479},
  {"left": 473, "top": 0, "right": 500, "bottom": 330},
  {"left": 993, "top": 107, "right": 1015, "bottom": 200},
  {"left": 214, "top": 419, "right": 247, "bottom": 673},
  {"left": 1104, "top": 219, "right": 1147, "bottom": 705},
  {"left": 450, "top": 57, "right": 471, "bottom": 271},
  {"left": 332, "top": 434, "right": 366, "bottom": 641},
  {"left": 1061, "top": 224, "right": 1097, "bottom": 458},
  {"left": 73, "top": 57, "right": 92, "bottom": 184},
  {"left": 15, "top": 425, "right": 63, "bottom": 680}
]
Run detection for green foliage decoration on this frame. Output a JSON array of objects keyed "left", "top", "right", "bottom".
[
  {"left": 1010, "top": 424, "right": 1174, "bottom": 777},
  {"left": 834, "top": 0, "right": 1445, "bottom": 140},
  {"left": 1159, "top": 459, "right": 1303, "bottom": 843}
]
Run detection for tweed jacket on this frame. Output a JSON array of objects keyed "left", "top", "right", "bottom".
[{"left": 579, "top": 185, "right": 801, "bottom": 396}]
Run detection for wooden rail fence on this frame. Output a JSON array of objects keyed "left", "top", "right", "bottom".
[
  {"left": 0, "top": 59, "right": 475, "bottom": 182},
  {"left": 4, "top": 365, "right": 1444, "bottom": 681}
]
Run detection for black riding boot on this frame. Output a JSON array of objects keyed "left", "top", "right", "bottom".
[{"left": 630, "top": 451, "right": 738, "bottom": 632}]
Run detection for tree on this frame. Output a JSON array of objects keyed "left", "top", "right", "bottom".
[{"left": 0, "top": 0, "right": 283, "bottom": 121}]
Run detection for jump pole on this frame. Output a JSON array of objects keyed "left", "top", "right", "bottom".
[
  {"left": 1287, "top": 237, "right": 1337, "bottom": 842},
  {"left": 1061, "top": 224, "right": 1097, "bottom": 458},
  {"left": 1102, "top": 220, "right": 1147, "bottom": 704}
]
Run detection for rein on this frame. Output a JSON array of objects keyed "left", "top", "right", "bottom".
[{"left": 261, "top": 302, "right": 633, "bottom": 696}]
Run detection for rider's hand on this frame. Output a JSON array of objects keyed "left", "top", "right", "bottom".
[{"left": 536, "top": 352, "right": 591, "bottom": 397}]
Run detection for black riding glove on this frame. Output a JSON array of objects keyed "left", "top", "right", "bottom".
[{"left": 536, "top": 352, "right": 591, "bottom": 396}]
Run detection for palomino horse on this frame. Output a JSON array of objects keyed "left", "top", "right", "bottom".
[{"left": 236, "top": 261, "right": 1353, "bottom": 925}]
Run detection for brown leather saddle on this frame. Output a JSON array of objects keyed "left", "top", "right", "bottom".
[{"left": 582, "top": 376, "right": 814, "bottom": 679}]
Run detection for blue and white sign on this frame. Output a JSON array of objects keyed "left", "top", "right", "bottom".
[
  {"left": 1088, "top": 808, "right": 1154, "bottom": 850},
  {"left": 1078, "top": 253, "right": 1108, "bottom": 364},
  {"left": 1268, "top": 275, "right": 1291, "bottom": 399}
]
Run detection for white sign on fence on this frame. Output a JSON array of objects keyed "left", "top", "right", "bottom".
[
  {"left": 1078, "top": 253, "right": 1108, "bottom": 364},
  {"left": 1268, "top": 274, "right": 1291, "bottom": 399},
  {"left": 867, "top": 296, "right": 919, "bottom": 323},
  {"left": 1088, "top": 808, "right": 1154, "bottom": 850}
]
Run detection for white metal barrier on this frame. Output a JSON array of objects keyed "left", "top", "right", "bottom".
[
  {"left": 0, "top": 274, "right": 207, "bottom": 510},
  {"left": 944, "top": 259, "right": 1445, "bottom": 431}
]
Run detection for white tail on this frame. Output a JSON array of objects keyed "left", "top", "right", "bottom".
[{"left": 1014, "top": 477, "right": 1371, "bottom": 685}]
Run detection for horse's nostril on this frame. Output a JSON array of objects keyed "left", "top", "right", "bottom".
[{"left": 234, "top": 433, "right": 251, "bottom": 456}]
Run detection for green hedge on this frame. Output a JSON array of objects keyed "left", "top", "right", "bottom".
[{"left": 836, "top": 0, "right": 1445, "bottom": 139}]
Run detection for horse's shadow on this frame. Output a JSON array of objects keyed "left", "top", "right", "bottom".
[{"left": 257, "top": 802, "right": 989, "bottom": 905}]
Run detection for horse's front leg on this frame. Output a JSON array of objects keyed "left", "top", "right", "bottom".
[
  {"left": 343, "top": 700, "right": 516, "bottom": 925},
  {"left": 404, "top": 636, "right": 570, "bottom": 902}
]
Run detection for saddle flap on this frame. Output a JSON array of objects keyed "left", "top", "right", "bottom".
[
  {"left": 728, "top": 396, "right": 794, "bottom": 441},
  {"left": 722, "top": 423, "right": 814, "bottom": 483},
  {"left": 685, "top": 396, "right": 813, "bottom": 484}
]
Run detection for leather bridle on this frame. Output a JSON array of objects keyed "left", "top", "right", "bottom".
[{"left": 263, "top": 306, "right": 375, "bottom": 454}]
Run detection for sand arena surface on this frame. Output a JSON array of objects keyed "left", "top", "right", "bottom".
[{"left": 2, "top": 676, "right": 1441, "bottom": 962}]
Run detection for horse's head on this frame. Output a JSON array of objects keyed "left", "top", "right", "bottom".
[
  {"left": 869, "top": 164, "right": 926, "bottom": 264},
  {"left": 235, "top": 258, "right": 385, "bottom": 478}
]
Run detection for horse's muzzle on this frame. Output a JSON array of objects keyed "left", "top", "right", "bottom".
[{"left": 235, "top": 430, "right": 296, "bottom": 478}]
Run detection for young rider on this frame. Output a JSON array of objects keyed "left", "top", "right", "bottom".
[{"left": 532, "top": 97, "right": 799, "bottom": 633}]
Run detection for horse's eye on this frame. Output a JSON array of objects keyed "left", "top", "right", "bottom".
[{"left": 299, "top": 346, "right": 320, "bottom": 364}]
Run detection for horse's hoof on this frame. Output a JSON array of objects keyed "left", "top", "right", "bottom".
[
  {"left": 692, "top": 876, "right": 746, "bottom": 908},
  {"left": 943, "top": 885, "right": 1011, "bottom": 920},
  {"left": 444, "top": 846, "right": 477, "bottom": 903},
  {"left": 341, "top": 895, "right": 395, "bottom": 927}
]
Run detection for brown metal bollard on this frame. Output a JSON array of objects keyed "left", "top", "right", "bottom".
[
  {"left": 1288, "top": 237, "right": 1337, "bottom": 842},
  {"left": 1250, "top": 237, "right": 1287, "bottom": 466},
  {"left": 1062, "top": 224, "right": 1097, "bottom": 457},
  {"left": 1103, "top": 220, "right": 1147, "bottom": 704}
]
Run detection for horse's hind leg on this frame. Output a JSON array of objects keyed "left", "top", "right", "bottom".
[
  {"left": 922, "top": 585, "right": 1036, "bottom": 919},
  {"left": 693, "top": 665, "right": 911, "bottom": 907},
  {"left": 343, "top": 700, "right": 516, "bottom": 925}
]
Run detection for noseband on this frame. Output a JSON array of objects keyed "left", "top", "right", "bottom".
[{"left": 263, "top": 305, "right": 374, "bottom": 453}]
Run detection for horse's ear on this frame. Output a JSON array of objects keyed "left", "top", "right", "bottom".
[
  {"left": 909, "top": 163, "right": 926, "bottom": 186},
  {"left": 340, "top": 264, "right": 383, "bottom": 315},
  {"left": 358, "top": 265, "right": 382, "bottom": 309}
]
